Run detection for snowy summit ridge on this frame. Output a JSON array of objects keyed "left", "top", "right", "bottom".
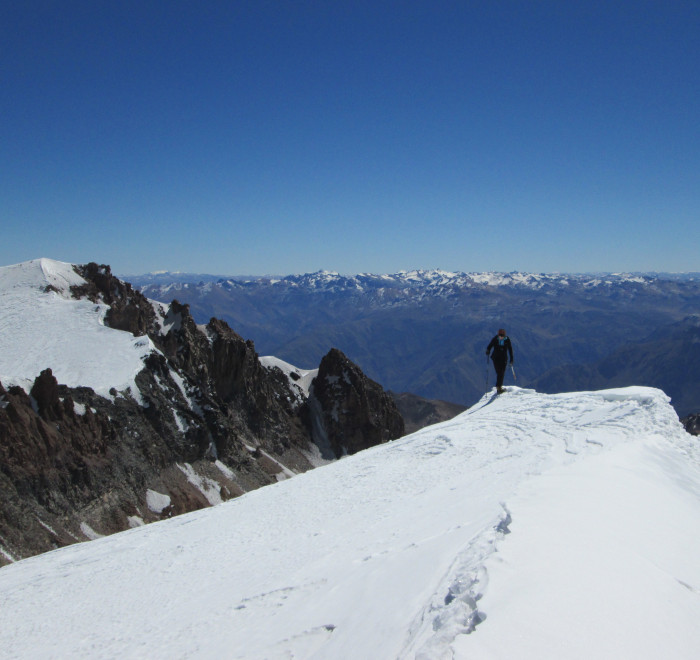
[
  {"left": 0, "top": 258, "right": 156, "bottom": 399},
  {"left": 1, "top": 385, "right": 699, "bottom": 659}
]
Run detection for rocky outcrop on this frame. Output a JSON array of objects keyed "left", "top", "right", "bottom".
[
  {"left": 0, "top": 264, "right": 405, "bottom": 565},
  {"left": 71, "top": 262, "right": 160, "bottom": 337},
  {"left": 1, "top": 375, "right": 115, "bottom": 559},
  {"left": 304, "top": 348, "right": 405, "bottom": 458},
  {"left": 682, "top": 413, "right": 700, "bottom": 436},
  {"left": 151, "top": 301, "right": 312, "bottom": 464}
]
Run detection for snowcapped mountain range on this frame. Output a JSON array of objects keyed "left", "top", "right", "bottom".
[
  {"left": 130, "top": 267, "right": 699, "bottom": 295},
  {"left": 1, "top": 384, "right": 698, "bottom": 658},
  {"left": 130, "top": 267, "right": 700, "bottom": 418}
]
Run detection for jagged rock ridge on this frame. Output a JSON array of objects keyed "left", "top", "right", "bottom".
[{"left": 0, "top": 260, "right": 405, "bottom": 564}]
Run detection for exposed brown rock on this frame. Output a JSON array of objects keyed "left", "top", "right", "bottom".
[
  {"left": 71, "top": 262, "right": 158, "bottom": 336},
  {"left": 0, "top": 265, "right": 405, "bottom": 565},
  {"left": 305, "top": 348, "right": 405, "bottom": 458}
]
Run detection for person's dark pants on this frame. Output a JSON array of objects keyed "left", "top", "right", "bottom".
[{"left": 493, "top": 359, "right": 507, "bottom": 389}]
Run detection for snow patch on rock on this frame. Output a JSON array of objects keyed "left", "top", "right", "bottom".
[
  {"left": 177, "top": 463, "right": 222, "bottom": 506},
  {"left": 79, "top": 523, "right": 103, "bottom": 541},
  {"left": 145, "top": 489, "right": 171, "bottom": 514}
]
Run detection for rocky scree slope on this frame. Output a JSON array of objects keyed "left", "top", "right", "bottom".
[{"left": 0, "top": 262, "right": 404, "bottom": 565}]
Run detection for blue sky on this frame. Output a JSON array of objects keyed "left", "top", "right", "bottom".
[{"left": 2, "top": 1, "right": 698, "bottom": 275}]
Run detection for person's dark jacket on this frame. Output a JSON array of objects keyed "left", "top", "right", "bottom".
[{"left": 486, "top": 335, "right": 513, "bottom": 365}]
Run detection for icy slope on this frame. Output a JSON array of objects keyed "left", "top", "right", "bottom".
[
  {"left": 0, "top": 387, "right": 699, "bottom": 659},
  {"left": 0, "top": 258, "right": 155, "bottom": 398}
]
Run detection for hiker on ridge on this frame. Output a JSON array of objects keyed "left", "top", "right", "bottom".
[{"left": 486, "top": 328, "right": 514, "bottom": 394}]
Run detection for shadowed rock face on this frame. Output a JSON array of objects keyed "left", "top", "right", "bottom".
[
  {"left": 305, "top": 348, "right": 405, "bottom": 459},
  {"left": 683, "top": 413, "right": 700, "bottom": 436},
  {"left": 0, "top": 264, "right": 405, "bottom": 565}
]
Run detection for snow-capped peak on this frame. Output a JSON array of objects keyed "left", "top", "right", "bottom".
[
  {"left": 0, "top": 258, "right": 156, "bottom": 399},
  {"left": 0, "top": 258, "right": 87, "bottom": 298}
]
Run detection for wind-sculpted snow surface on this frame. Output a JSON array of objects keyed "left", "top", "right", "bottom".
[{"left": 1, "top": 387, "right": 699, "bottom": 659}]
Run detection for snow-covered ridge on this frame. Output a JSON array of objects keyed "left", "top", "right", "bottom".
[
  {"left": 0, "top": 257, "right": 87, "bottom": 296},
  {"left": 1, "top": 385, "right": 698, "bottom": 658},
  {"left": 0, "top": 258, "right": 156, "bottom": 399}
]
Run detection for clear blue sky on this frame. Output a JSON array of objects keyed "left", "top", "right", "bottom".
[{"left": 2, "top": 1, "right": 698, "bottom": 275}]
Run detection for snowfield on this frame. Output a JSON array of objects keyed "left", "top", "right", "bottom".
[
  {"left": 1, "top": 385, "right": 699, "bottom": 659},
  {"left": 0, "top": 258, "right": 156, "bottom": 399}
]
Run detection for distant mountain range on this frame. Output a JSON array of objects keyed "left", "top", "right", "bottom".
[{"left": 129, "top": 269, "right": 700, "bottom": 417}]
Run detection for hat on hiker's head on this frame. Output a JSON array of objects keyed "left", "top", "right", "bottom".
[{"left": 498, "top": 328, "right": 506, "bottom": 336}]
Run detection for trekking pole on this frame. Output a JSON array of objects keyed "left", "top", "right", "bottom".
[{"left": 510, "top": 363, "right": 517, "bottom": 382}]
